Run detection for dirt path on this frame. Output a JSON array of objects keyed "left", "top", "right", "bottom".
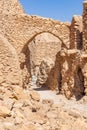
[{"left": 32, "top": 86, "right": 87, "bottom": 118}]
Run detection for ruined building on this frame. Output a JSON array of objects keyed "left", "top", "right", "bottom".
[{"left": 0, "top": 0, "right": 87, "bottom": 100}]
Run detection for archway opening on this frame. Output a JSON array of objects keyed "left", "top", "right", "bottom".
[{"left": 27, "top": 32, "right": 62, "bottom": 89}]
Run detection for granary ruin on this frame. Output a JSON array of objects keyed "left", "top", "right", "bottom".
[{"left": 1, "top": 0, "right": 87, "bottom": 100}]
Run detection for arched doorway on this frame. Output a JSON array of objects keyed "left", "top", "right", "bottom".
[{"left": 27, "top": 32, "right": 62, "bottom": 88}]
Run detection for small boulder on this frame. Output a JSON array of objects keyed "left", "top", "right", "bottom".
[
  {"left": 0, "top": 105, "right": 10, "bottom": 118},
  {"left": 30, "top": 91, "right": 40, "bottom": 101}
]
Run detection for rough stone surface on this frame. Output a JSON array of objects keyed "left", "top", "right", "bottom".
[
  {"left": 70, "top": 15, "right": 82, "bottom": 49},
  {"left": 0, "top": 0, "right": 24, "bottom": 14},
  {"left": 0, "top": 0, "right": 85, "bottom": 98},
  {"left": 0, "top": 0, "right": 87, "bottom": 99},
  {"left": 0, "top": 0, "right": 87, "bottom": 129},
  {"left": 0, "top": 86, "right": 86, "bottom": 130},
  {"left": 0, "top": 35, "right": 22, "bottom": 87}
]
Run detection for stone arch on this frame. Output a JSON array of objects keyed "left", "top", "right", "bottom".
[
  {"left": 22, "top": 31, "right": 68, "bottom": 54},
  {"left": 21, "top": 32, "right": 63, "bottom": 88},
  {"left": 0, "top": 35, "right": 22, "bottom": 87}
]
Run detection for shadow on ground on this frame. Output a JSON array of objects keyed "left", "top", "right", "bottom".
[{"left": 33, "top": 85, "right": 49, "bottom": 91}]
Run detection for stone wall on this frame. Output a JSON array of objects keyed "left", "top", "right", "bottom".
[
  {"left": 0, "top": 0, "right": 24, "bottom": 14},
  {"left": 70, "top": 15, "right": 82, "bottom": 49},
  {"left": 0, "top": 35, "right": 22, "bottom": 87},
  {"left": 0, "top": 2, "right": 70, "bottom": 88},
  {"left": 83, "top": 0, "right": 87, "bottom": 51}
]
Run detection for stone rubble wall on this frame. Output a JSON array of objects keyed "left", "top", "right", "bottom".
[
  {"left": 0, "top": 0, "right": 24, "bottom": 14},
  {"left": 70, "top": 15, "right": 82, "bottom": 49},
  {"left": 0, "top": 14, "right": 70, "bottom": 54},
  {"left": 0, "top": 1, "right": 70, "bottom": 89},
  {"left": 0, "top": 35, "right": 22, "bottom": 87},
  {"left": 83, "top": 0, "right": 87, "bottom": 51},
  {"left": 0, "top": 85, "right": 86, "bottom": 130},
  {"left": 0, "top": 9, "right": 70, "bottom": 88}
]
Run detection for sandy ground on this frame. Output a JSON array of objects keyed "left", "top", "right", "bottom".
[{"left": 32, "top": 85, "right": 87, "bottom": 118}]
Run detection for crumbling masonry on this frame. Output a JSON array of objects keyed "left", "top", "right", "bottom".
[{"left": 0, "top": 0, "right": 87, "bottom": 99}]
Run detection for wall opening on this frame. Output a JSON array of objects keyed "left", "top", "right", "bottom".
[
  {"left": 21, "top": 46, "right": 31, "bottom": 88},
  {"left": 21, "top": 32, "right": 64, "bottom": 89},
  {"left": 77, "top": 31, "right": 83, "bottom": 50},
  {"left": 27, "top": 32, "right": 62, "bottom": 88},
  {"left": 57, "top": 66, "right": 62, "bottom": 93},
  {"left": 74, "top": 67, "right": 85, "bottom": 100}
]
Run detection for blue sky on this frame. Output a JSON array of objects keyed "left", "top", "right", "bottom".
[{"left": 19, "top": 0, "right": 83, "bottom": 22}]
